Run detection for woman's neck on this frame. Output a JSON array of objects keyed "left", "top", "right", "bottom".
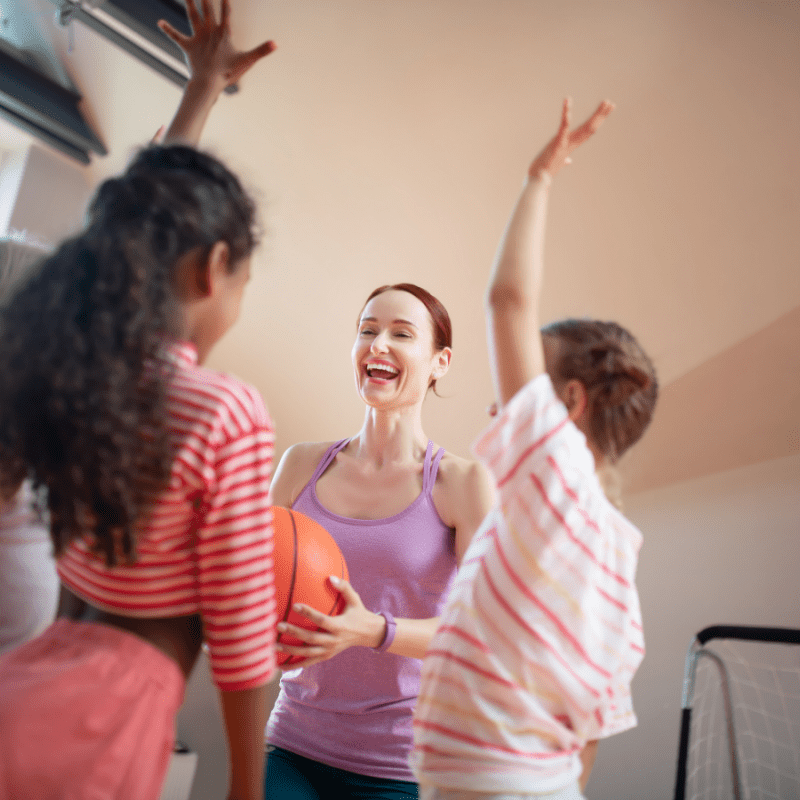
[{"left": 350, "top": 406, "right": 429, "bottom": 466}]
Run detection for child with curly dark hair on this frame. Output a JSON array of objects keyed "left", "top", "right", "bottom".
[
  {"left": 0, "top": 2, "right": 279, "bottom": 796},
  {"left": 0, "top": 143, "right": 276, "bottom": 800}
]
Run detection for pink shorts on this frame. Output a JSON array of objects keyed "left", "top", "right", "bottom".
[{"left": 0, "top": 618, "right": 185, "bottom": 800}]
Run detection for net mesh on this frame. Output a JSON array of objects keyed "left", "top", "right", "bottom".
[{"left": 685, "top": 639, "right": 800, "bottom": 800}]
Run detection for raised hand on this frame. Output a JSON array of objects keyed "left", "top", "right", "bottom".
[
  {"left": 528, "top": 98, "right": 614, "bottom": 180},
  {"left": 158, "top": 0, "right": 275, "bottom": 94}
]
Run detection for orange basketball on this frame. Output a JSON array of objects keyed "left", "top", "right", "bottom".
[{"left": 271, "top": 506, "right": 348, "bottom": 667}]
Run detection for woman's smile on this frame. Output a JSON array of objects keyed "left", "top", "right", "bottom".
[{"left": 364, "top": 359, "right": 400, "bottom": 383}]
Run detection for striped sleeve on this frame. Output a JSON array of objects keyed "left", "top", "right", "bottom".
[
  {"left": 475, "top": 375, "right": 594, "bottom": 497},
  {"left": 196, "top": 384, "right": 277, "bottom": 692}
]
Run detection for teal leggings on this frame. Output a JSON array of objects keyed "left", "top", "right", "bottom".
[{"left": 265, "top": 746, "right": 418, "bottom": 799}]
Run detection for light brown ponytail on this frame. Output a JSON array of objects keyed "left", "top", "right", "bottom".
[{"left": 542, "top": 319, "right": 658, "bottom": 464}]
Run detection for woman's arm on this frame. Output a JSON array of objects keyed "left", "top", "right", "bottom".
[
  {"left": 275, "top": 581, "right": 438, "bottom": 663},
  {"left": 438, "top": 457, "right": 494, "bottom": 565},
  {"left": 159, "top": 0, "right": 275, "bottom": 146},
  {"left": 486, "top": 98, "right": 614, "bottom": 410}
]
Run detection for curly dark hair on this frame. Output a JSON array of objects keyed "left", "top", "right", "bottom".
[
  {"left": 542, "top": 318, "right": 658, "bottom": 463},
  {"left": 0, "top": 145, "right": 258, "bottom": 565}
]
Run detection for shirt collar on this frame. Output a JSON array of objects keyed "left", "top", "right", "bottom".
[{"left": 158, "top": 339, "right": 198, "bottom": 367}]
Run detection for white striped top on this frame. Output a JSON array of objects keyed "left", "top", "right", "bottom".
[
  {"left": 58, "top": 341, "right": 276, "bottom": 692},
  {"left": 411, "top": 374, "right": 644, "bottom": 793}
]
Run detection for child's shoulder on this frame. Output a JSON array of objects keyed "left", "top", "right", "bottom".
[{"left": 172, "top": 361, "right": 272, "bottom": 433}]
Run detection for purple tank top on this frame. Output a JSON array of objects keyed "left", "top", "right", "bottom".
[{"left": 266, "top": 439, "right": 456, "bottom": 782}]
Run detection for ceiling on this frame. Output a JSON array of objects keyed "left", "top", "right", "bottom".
[{"left": 4, "top": 0, "right": 800, "bottom": 493}]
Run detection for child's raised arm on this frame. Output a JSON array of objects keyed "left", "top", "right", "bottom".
[
  {"left": 159, "top": 0, "right": 275, "bottom": 145},
  {"left": 485, "top": 98, "right": 614, "bottom": 410}
]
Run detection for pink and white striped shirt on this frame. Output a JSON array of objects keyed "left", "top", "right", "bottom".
[
  {"left": 411, "top": 374, "right": 644, "bottom": 793},
  {"left": 58, "top": 341, "right": 277, "bottom": 692}
]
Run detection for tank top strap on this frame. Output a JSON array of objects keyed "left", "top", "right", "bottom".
[
  {"left": 308, "top": 438, "right": 351, "bottom": 486},
  {"left": 422, "top": 440, "right": 446, "bottom": 494}
]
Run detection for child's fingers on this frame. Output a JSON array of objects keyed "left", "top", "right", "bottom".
[
  {"left": 157, "top": 19, "right": 189, "bottom": 47},
  {"left": 241, "top": 40, "right": 277, "bottom": 69},
  {"left": 220, "top": 0, "right": 231, "bottom": 30},
  {"left": 184, "top": 0, "right": 202, "bottom": 32},
  {"left": 200, "top": 0, "right": 215, "bottom": 25},
  {"left": 570, "top": 100, "right": 614, "bottom": 146}
]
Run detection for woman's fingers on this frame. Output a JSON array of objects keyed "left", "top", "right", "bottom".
[
  {"left": 278, "top": 651, "right": 331, "bottom": 670},
  {"left": 289, "top": 603, "right": 331, "bottom": 629},
  {"left": 277, "top": 619, "right": 332, "bottom": 644},
  {"left": 330, "top": 577, "right": 363, "bottom": 608},
  {"left": 529, "top": 98, "right": 614, "bottom": 177},
  {"left": 276, "top": 619, "right": 338, "bottom": 668},
  {"left": 233, "top": 40, "right": 277, "bottom": 77},
  {"left": 246, "top": 40, "right": 277, "bottom": 62},
  {"left": 558, "top": 97, "right": 572, "bottom": 142}
]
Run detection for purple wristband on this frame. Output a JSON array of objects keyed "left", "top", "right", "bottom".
[{"left": 374, "top": 611, "right": 397, "bottom": 653}]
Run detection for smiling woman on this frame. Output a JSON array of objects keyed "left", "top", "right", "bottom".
[
  {"left": 155, "top": 5, "right": 493, "bottom": 795},
  {"left": 357, "top": 283, "right": 453, "bottom": 395},
  {"left": 264, "top": 282, "right": 493, "bottom": 799}
]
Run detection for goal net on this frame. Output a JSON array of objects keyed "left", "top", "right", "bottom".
[{"left": 673, "top": 625, "right": 800, "bottom": 800}]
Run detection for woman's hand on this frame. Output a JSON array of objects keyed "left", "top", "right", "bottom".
[
  {"left": 527, "top": 97, "right": 614, "bottom": 180},
  {"left": 276, "top": 578, "right": 386, "bottom": 669},
  {"left": 158, "top": 0, "right": 275, "bottom": 95}
]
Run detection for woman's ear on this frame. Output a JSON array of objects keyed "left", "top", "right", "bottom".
[
  {"left": 561, "top": 378, "right": 588, "bottom": 422},
  {"left": 432, "top": 347, "right": 452, "bottom": 381}
]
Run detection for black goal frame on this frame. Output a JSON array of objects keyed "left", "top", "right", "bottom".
[{"left": 673, "top": 624, "right": 800, "bottom": 800}]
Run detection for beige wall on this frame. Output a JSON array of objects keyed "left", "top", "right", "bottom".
[
  {"left": 590, "top": 453, "right": 800, "bottom": 798},
  {"left": 6, "top": 0, "right": 800, "bottom": 477},
  {"left": 2, "top": 1, "right": 799, "bottom": 797}
]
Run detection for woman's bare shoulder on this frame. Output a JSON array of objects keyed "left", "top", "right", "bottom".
[
  {"left": 433, "top": 450, "right": 494, "bottom": 517},
  {"left": 436, "top": 450, "right": 488, "bottom": 487},
  {"left": 282, "top": 440, "right": 336, "bottom": 465},
  {"left": 431, "top": 449, "right": 494, "bottom": 560},
  {"left": 270, "top": 440, "right": 338, "bottom": 507}
]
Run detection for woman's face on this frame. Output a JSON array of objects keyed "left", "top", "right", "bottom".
[{"left": 352, "top": 289, "right": 450, "bottom": 411}]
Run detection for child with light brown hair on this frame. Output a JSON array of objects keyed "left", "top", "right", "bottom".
[{"left": 411, "top": 99, "right": 657, "bottom": 799}]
